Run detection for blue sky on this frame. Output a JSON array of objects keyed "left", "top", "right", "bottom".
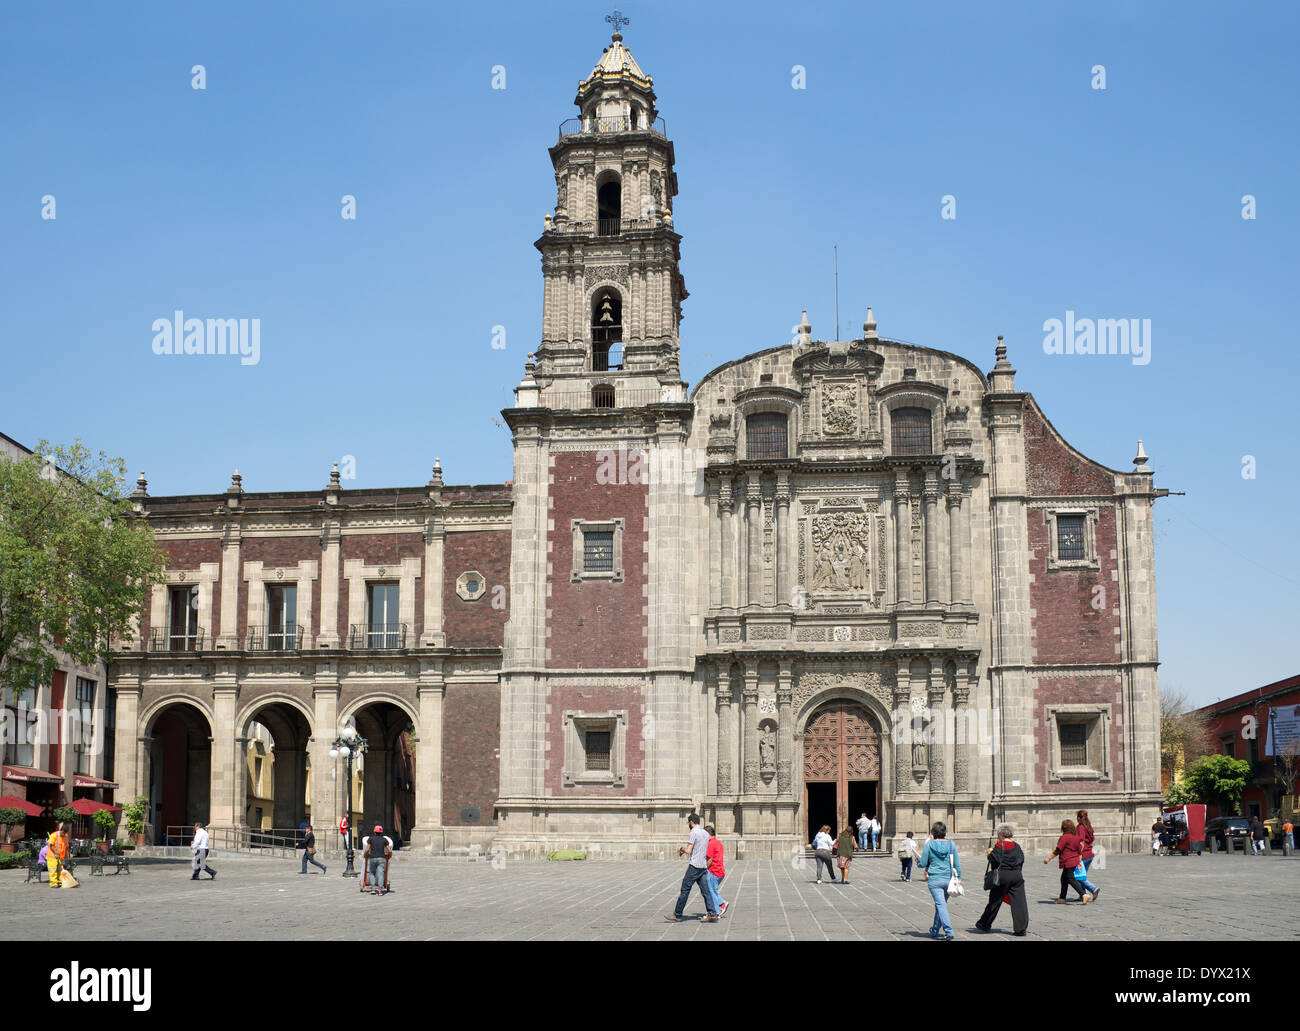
[{"left": 2, "top": 1, "right": 1296, "bottom": 706}]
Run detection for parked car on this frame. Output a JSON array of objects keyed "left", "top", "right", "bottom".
[{"left": 1205, "top": 816, "right": 1252, "bottom": 851}]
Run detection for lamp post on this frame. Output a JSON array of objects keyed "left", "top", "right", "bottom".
[{"left": 329, "top": 720, "right": 368, "bottom": 877}]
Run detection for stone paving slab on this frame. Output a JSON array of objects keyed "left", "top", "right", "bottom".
[{"left": 3, "top": 852, "right": 1297, "bottom": 941}]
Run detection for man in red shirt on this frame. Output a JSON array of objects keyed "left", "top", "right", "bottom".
[{"left": 704, "top": 823, "right": 727, "bottom": 917}]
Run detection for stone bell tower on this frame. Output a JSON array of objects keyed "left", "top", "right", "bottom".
[
  {"left": 498, "top": 19, "right": 698, "bottom": 857},
  {"left": 521, "top": 15, "right": 688, "bottom": 408}
]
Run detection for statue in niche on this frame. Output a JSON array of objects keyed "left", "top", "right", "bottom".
[
  {"left": 911, "top": 717, "right": 927, "bottom": 767},
  {"left": 556, "top": 174, "right": 567, "bottom": 212},
  {"left": 759, "top": 726, "right": 776, "bottom": 773},
  {"left": 650, "top": 169, "right": 664, "bottom": 211}
]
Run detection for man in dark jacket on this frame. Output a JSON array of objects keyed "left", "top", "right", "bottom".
[
  {"left": 1250, "top": 817, "right": 1268, "bottom": 855},
  {"left": 299, "top": 824, "right": 326, "bottom": 875},
  {"left": 974, "top": 823, "right": 1028, "bottom": 936}
]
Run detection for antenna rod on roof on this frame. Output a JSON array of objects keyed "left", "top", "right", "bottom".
[{"left": 834, "top": 244, "right": 840, "bottom": 342}]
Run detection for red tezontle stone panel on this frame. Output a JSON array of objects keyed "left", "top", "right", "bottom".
[
  {"left": 442, "top": 530, "right": 511, "bottom": 648},
  {"left": 545, "top": 452, "right": 648, "bottom": 670},
  {"left": 441, "top": 682, "right": 501, "bottom": 825}
]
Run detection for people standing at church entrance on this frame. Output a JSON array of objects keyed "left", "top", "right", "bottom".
[
  {"left": 897, "top": 831, "right": 921, "bottom": 881},
  {"left": 857, "top": 812, "right": 871, "bottom": 850},
  {"left": 867, "top": 814, "right": 880, "bottom": 850},
  {"left": 666, "top": 813, "right": 718, "bottom": 922},
  {"left": 918, "top": 821, "right": 961, "bottom": 940},
  {"left": 811, "top": 825, "right": 836, "bottom": 884},
  {"left": 836, "top": 826, "right": 856, "bottom": 884},
  {"left": 1044, "top": 819, "right": 1090, "bottom": 904},
  {"left": 1074, "top": 810, "right": 1100, "bottom": 900},
  {"left": 974, "top": 823, "right": 1028, "bottom": 936}
]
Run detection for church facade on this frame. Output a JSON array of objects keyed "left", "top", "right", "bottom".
[{"left": 108, "top": 30, "right": 1165, "bottom": 858}]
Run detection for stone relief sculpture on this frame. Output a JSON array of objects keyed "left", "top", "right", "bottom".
[
  {"left": 809, "top": 513, "right": 870, "bottom": 592},
  {"left": 556, "top": 173, "right": 567, "bottom": 212},
  {"left": 650, "top": 169, "right": 664, "bottom": 211},
  {"left": 759, "top": 725, "right": 776, "bottom": 773},
  {"left": 821, "top": 382, "right": 858, "bottom": 435}
]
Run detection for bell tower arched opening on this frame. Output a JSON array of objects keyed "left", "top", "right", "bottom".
[
  {"left": 591, "top": 289, "right": 623, "bottom": 371},
  {"left": 597, "top": 176, "right": 622, "bottom": 236}
]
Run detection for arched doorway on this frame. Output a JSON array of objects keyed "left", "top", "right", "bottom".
[
  {"left": 351, "top": 700, "right": 416, "bottom": 847},
  {"left": 239, "top": 700, "right": 312, "bottom": 835},
  {"left": 803, "top": 700, "right": 881, "bottom": 843},
  {"left": 144, "top": 702, "right": 212, "bottom": 845}
]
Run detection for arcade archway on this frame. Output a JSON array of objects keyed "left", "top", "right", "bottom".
[
  {"left": 238, "top": 699, "right": 312, "bottom": 833},
  {"left": 144, "top": 701, "right": 212, "bottom": 845},
  {"left": 348, "top": 700, "right": 417, "bottom": 847}
]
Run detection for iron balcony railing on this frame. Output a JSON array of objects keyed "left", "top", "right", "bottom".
[
  {"left": 149, "top": 627, "right": 206, "bottom": 652},
  {"left": 557, "top": 115, "right": 667, "bottom": 140},
  {"left": 348, "top": 622, "right": 408, "bottom": 650},
  {"left": 247, "top": 625, "right": 306, "bottom": 651},
  {"left": 542, "top": 387, "right": 667, "bottom": 411}
]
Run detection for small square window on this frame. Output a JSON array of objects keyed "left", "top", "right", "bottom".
[
  {"left": 1057, "top": 515, "right": 1087, "bottom": 562},
  {"left": 585, "top": 730, "right": 612, "bottom": 771},
  {"left": 583, "top": 531, "right": 614, "bottom": 572}
]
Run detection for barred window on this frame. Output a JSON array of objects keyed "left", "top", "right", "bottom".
[
  {"left": 592, "top": 385, "right": 615, "bottom": 408},
  {"left": 890, "top": 407, "right": 932, "bottom": 455},
  {"left": 1059, "top": 723, "right": 1088, "bottom": 766},
  {"left": 585, "top": 730, "right": 612, "bottom": 771},
  {"left": 583, "top": 531, "right": 614, "bottom": 572},
  {"left": 746, "top": 412, "right": 788, "bottom": 460},
  {"left": 1057, "top": 514, "right": 1087, "bottom": 562}
]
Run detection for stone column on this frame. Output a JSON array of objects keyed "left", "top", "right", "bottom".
[
  {"left": 894, "top": 473, "right": 911, "bottom": 606},
  {"left": 209, "top": 678, "right": 240, "bottom": 828},
  {"left": 113, "top": 674, "right": 142, "bottom": 830},
  {"left": 953, "top": 665, "right": 972, "bottom": 794},
  {"left": 923, "top": 472, "right": 945, "bottom": 606},
  {"left": 318, "top": 522, "right": 342, "bottom": 648},
  {"left": 947, "top": 481, "right": 967, "bottom": 606},
  {"left": 310, "top": 665, "right": 341, "bottom": 848},
  {"left": 927, "top": 661, "right": 947, "bottom": 794},
  {"left": 420, "top": 516, "right": 446, "bottom": 647},
  {"left": 272, "top": 747, "right": 302, "bottom": 828},
  {"left": 775, "top": 474, "right": 791, "bottom": 607},
  {"left": 219, "top": 521, "right": 242, "bottom": 649},
  {"left": 745, "top": 475, "right": 763, "bottom": 607},
  {"left": 742, "top": 662, "right": 760, "bottom": 793},
  {"left": 776, "top": 661, "right": 794, "bottom": 834},
  {"left": 893, "top": 660, "right": 911, "bottom": 793},
  {"left": 716, "top": 666, "right": 736, "bottom": 834},
  {"left": 412, "top": 659, "right": 445, "bottom": 850},
  {"left": 719, "top": 481, "right": 735, "bottom": 609}
]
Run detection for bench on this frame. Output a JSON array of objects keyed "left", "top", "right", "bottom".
[
  {"left": 88, "top": 852, "right": 131, "bottom": 876},
  {"left": 25, "top": 851, "right": 79, "bottom": 884}
]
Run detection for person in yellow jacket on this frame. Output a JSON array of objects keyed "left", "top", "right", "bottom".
[{"left": 47, "top": 822, "right": 70, "bottom": 888}]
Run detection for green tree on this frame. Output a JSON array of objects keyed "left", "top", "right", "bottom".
[
  {"left": 0, "top": 440, "right": 165, "bottom": 702},
  {"left": 1177, "top": 753, "right": 1253, "bottom": 815}
]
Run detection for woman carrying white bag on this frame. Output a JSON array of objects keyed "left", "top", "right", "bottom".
[{"left": 917, "top": 821, "right": 962, "bottom": 940}]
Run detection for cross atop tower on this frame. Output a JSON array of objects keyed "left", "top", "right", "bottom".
[{"left": 605, "top": 8, "right": 629, "bottom": 40}]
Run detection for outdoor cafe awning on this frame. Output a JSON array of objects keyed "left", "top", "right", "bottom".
[
  {"left": 2, "top": 765, "right": 62, "bottom": 785},
  {"left": 73, "top": 775, "right": 119, "bottom": 789},
  {"left": 0, "top": 794, "right": 44, "bottom": 817},
  {"left": 68, "top": 798, "right": 120, "bottom": 815}
]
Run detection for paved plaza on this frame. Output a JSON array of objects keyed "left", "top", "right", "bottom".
[{"left": 4, "top": 851, "right": 1297, "bottom": 941}]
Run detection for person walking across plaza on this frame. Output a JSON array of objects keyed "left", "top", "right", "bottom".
[
  {"left": 811, "top": 824, "right": 837, "bottom": 884},
  {"left": 1074, "top": 810, "right": 1101, "bottom": 900},
  {"left": 46, "top": 822, "right": 69, "bottom": 889},
  {"left": 897, "top": 831, "right": 921, "bottom": 881},
  {"left": 704, "top": 824, "right": 727, "bottom": 916},
  {"left": 1250, "top": 816, "right": 1267, "bottom": 855},
  {"left": 918, "top": 821, "right": 961, "bottom": 940},
  {"left": 190, "top": 821, "right": 216, "bottom": 881},
  {"left": 836, "top": 825, "right": 856, "bottom": 884},
  {"left": 974, "top": 823, "right": 1028, "bottom": 936},
  {"left": 1284, "top": 818, "right": 1294, "bottom": 852},
  {"left": 299, "top": 823, "right": 327, "bottom": 875},
  {"left": 1044, "top": 819, "right": 1090, "bottom": 903},
  {"left": 666, "top": 813, "right": 718, "bottom": 922}
]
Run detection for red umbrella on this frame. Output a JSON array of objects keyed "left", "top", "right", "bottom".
[
  {"left": 68, "top": 798, "right": 120, "bottom": 815},
  {"left": 0, "top": 795, "right": 43, "bottom": 817}
]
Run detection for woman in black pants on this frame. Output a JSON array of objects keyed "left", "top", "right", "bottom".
[
  {"left": 974, "top": 823, "right": 1028, "bottom": 935},
  {"left": 811, "top": 825, "right": 836, "bottom": 883},
  {"left": 1043, "top": 818, "right": 1092, "bottom": 904}
]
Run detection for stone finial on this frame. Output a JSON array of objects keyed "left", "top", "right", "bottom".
[
  {"left": 544, "top": 213, "right": 553, "bottom": 231},
  {"left": 995, "top": 335, "right": 1008, "bottom": 365},
  {"left": 988, "top": 334, "right": 1017, "bottom": 392},
  {"left": 796, "top": 309, "right": 812, "bottom": 349},
  {"left": 863, "top": 306, "right": 878, "bottom": 340},
  {"left": 132, "top": 471, "right": 149, "bottom": 497},
  {"left": 1133, "top": 439, "right": 1149, "bottom": 468},
  {"left": 329, "top": 462, "right": 341, "bottom": 488},
  {"left": 431, "top": 457, "right": 444, "bottom": 488},
  {"left": 229, "top": 469, "right": 243, "bottom": 492}
]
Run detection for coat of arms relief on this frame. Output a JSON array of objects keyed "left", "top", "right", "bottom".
[{"left": 808, "top": 512, "right": 871, "bottom": 592}]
